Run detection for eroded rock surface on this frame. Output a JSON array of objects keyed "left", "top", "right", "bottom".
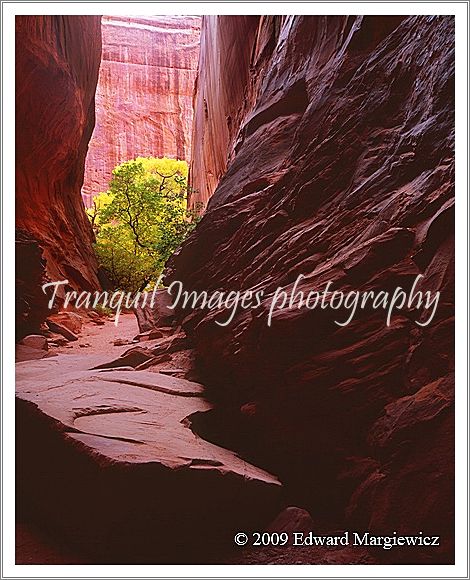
[
  {"left": 188, "top": 16, "right": 260, "bottom": 210},
  {"left": 16, "top": 353, "right": 281, "bottom": 563},
  {"left": 169, "top": 16, "right": 454, "bottom": 563},
  {"left": 16, "top": 16, "right": 102, "bottom": 295}
]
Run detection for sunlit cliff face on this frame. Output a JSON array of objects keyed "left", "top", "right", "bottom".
[{"left": 81, "top": 15, "right": 201, "bottom": 207}]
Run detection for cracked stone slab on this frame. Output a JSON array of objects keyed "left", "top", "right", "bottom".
[{"left": 16, "top": 354, "right": 281, "bottom": 562}]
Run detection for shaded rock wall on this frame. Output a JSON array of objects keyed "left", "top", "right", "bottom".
[
  {"left": 169, "top": 16, "right": 454, "bottom": 563},
  {"left": 188, "top": 16, "right": 260, "bottom": 210},
  {"left": 16, "top": 16, "right": 102, "bottom": 313},
  {"left": 15, "top": 228, "right": 49, "bottom": 340},
  {"left": 82, "top": 16, "right": 200, "bottom": 206}
]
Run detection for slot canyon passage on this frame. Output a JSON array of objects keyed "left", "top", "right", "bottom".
[{"left": 15, "top": 15, "right": 454, "bottom": 565}]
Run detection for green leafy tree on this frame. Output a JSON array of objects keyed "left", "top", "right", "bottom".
[{"left": 90, "top": 157, "right": 198, "bottom": 292}]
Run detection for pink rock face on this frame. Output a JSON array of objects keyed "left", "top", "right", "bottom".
[
  {"left": 169, "top": 16, "right": 454, "bottom": 563},
  {"left": 82, "top": 16, "right": 200, "bottom": 206},
  {"left": 16, "top": 16, "right": 102, "bottom": 295}
]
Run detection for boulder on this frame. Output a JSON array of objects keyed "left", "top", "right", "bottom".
[
  {"left": 19, "top": 335, "right": 48, "bottom": 351},
  {"left": 87, "top": 311, "right": 106, "bottom": 325},
  {"left": 134, "top": 329, "right": 163, "bottom": 342},
  {"left": 46, "top": 320, "right": 78, "bottom": 342},
  {"left": 267, "top": 506, "right": 315, "bottom": 534},
  {"left": 47, "top": 333, "right": 68, "bottom": 347},
  {"left": 133, "top": 289, "right": 175, "bottom": 333},
  {"left": 113, "top": 338, "right": 133, "bottom": 347},
  {"left": 16, "top": 344, "right": 48, "bottom": 362},
  {"left": 47, "top": 312, "right": 83, "bottom": 335}
]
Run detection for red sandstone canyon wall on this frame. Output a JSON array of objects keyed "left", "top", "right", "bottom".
[
  {"left": 169, "top": 16, "right": 454, "bottom": 563},
  {"left": 82, "top": 16, "right": 200, "bottom": 206},
  {"left": 16, "top": 16, "right": 102, "bottom": 334},
  {"left": 188, "top": 16, "right": 260, "bottom": 210}
]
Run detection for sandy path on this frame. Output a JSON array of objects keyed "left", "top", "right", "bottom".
[{"left": 54, "top": 312, "right": 139, "bottom": 357}]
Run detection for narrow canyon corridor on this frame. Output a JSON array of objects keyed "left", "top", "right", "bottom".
[{"left": 14, "top": 13, "right": 455, "bottom": 567}]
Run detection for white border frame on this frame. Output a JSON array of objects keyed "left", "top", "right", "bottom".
[{"left": 2, "top": 2, "right": 468, "bottom": 578}]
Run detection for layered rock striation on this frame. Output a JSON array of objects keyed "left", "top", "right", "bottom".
[
  {"left": 169, "top": 16, "right": 455, "bottom": 563},
  {"left": 16, "top": 16, "right": 102, "bottom": 334},
  {"left": 82, "top": 16, "right": 200, "bottom": 206}
]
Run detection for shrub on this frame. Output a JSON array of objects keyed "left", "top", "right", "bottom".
[{"left": 88, "top": 157, "right": 198, "bottom": 292}]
